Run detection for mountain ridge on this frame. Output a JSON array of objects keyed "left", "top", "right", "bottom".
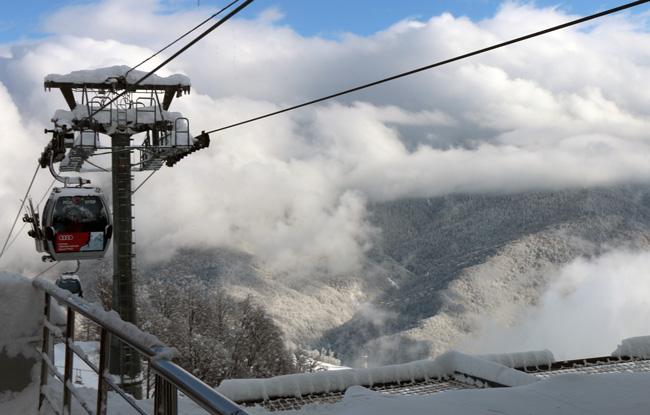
[{"left": 139, "top": 184, "right": 650, "bottom": 366}]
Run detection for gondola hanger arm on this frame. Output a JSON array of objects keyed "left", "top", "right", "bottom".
[{"left": 48, "top": 152, "right": 90, "bottom": 187}]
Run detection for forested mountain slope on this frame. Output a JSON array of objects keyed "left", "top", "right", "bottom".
[{"left": 141, "top": 185, "right": 650, "bottom": 366}]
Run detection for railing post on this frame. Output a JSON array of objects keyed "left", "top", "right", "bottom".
[
  {"left": 154, "top": 375, "right": 178, "bottom": 415},
  {"left": 97, "top": 327, "right": 110, "bottom": 415},
  {"left": 63, "top": 307, "right": 76, "bottom": 414},
  {"left": 38, "top": 293, "right": 52, "bottom": 412}
]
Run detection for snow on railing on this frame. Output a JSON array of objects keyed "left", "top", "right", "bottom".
[{"left": 33, "top": 277, "right": 250, "bottom": 415}]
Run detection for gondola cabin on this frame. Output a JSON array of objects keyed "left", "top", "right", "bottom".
[
  {"left": 38, "top": 187, "right": 112, "bottom": 261},
  {"left": 55, "top": 274, "right": 83, "bottom": 297}
]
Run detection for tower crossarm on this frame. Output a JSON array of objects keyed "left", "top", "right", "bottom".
[{"left": 44, "top": 65, "right": 191, "bottom": 110}]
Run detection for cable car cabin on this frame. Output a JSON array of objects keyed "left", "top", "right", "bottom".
[
  {"left": 37, "top": 187, "right": 112, "bottom": 261},
  {"left": 55, "top": 274, "right": 83, "bottom": 297}
]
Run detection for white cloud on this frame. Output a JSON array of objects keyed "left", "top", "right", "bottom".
[
  {"left": 0, "top": 82, "right": 58, "bottom": 274},
  {"left": 463, "top": 249, "right": 650, "bottom": 360},
  {"left": 2, "top": 1, "right": 650, "bottom": 276}
]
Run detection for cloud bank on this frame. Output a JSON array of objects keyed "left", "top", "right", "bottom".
[
  {"left": 1, "top": 1, "right": 650, "bottom": 277},
  {"left": 463, "top": 249, "right": 650, "bottom": 360}
]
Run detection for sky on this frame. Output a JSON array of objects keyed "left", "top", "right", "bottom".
[
  {"left": 0, "top": 1, "right": 632, "bottom": 44},
  {"left": 2, "top": 0, "right": 650, "bottom": 359}
]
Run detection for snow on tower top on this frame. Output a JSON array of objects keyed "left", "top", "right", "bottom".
[
  {"left": 44, "top": 65, "right": 191, "bottom": 88},
  {"left": 44, "top": 65, "right": 191, "bottom": 111}
]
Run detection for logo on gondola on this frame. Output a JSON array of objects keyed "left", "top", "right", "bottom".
[{"left": 58, "top": 235, "right": 74, "bottom": 241}]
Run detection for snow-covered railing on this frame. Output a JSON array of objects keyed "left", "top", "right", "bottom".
[{"left": 33, "top": 277, "right": 250, "bottom": 415}]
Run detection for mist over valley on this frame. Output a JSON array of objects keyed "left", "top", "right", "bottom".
[{"left": 133, "top": 185, "right": 650, "bottom": 366}]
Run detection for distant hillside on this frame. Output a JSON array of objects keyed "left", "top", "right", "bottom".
[
  {"left": 140, "top": 185, "right": 650, "bottom": 366},
  {"left": 323, "top": 185, "right": 650, "bottom": 365}
]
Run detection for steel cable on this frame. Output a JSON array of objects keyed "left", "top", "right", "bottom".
[{"left": 204, "top": 0, "right": 650, "bottom": 134}]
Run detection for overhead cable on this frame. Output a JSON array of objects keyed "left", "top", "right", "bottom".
[
  {"left": 0, "top": 164, "right": 40, "bottom": 261},
  {"left": 204, "top": 0, "right": 650, "bottom": 134},
  {"left": 125, "top": 0, "right": 240, "bottom": 77},
  {"left": 132, "top": 170, "right": 157, "bottom": 195},
  {"left": 35, "top": 262, "right": 61, "bottom": 278},
  {"left": 2, "top": 178, "right": 57, "bottom": 256}
]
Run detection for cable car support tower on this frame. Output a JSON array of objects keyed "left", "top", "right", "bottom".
[{"left": 35, "top": 66, "right": 209, "bottom": 398}]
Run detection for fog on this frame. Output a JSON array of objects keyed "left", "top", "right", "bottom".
[{"left": 463, "top": 249, "right": 650, "bottom": 360}]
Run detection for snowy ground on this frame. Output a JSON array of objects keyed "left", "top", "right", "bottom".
[{"left": 53, "top": 342, "right": 99, "bottom": 389}]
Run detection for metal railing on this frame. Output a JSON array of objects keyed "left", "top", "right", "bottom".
[{"left": 33, "top": 277, "right": 251, "bottom": 415}]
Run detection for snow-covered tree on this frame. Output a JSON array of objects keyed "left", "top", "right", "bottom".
[{"left": 139, "top": 277, "right": 295, "bottom": 386}]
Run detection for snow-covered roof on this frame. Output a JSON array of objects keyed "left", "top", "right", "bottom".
[
  {"left": 216, "top": 337, "right": 650, "bottom": 413},
  {"left": 44, "top": 65, "right": 190, "bottom": 88},
  {"left": 220, "top": 352, "right": 650, "bottom": 413},
  {"left": 216, "top": 350, "right": 549, "bottom": 403},
  {"left": 612, "top": 336, "right": 650, "bottom": 359}
]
